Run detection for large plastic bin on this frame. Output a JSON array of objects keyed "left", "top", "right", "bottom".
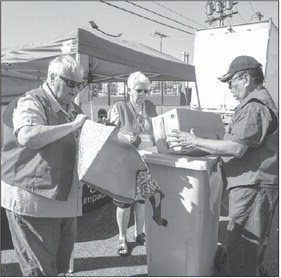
[{"left": 142, "top": 147, "right": 223, "bottom": 276}]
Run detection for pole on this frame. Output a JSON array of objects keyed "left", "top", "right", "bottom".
[
  {"left": 68, "top": 250, "right": 74, "bottom": 273},
  {"left": 182, "top": 52, "right": 190, "bottom": 107},
  {"left": 160, "top": 82, "right": 164, "bottom": 113},
  {"left": 195, "top": 82, "right": 201, "bottom": 109},
  {"left": 74, "top": 54, "right": 83, "bottom": 106},
  {"left": 88, "top": 56, "right": 95, "bottom": 120},
  {"left": 205, "top": 1, "right": 238, "bottom": 26},
  {"left": 160, "top": 35, "right": 163, "bottom": 113},
  {"left": 90, "top": 84, "right": 95, "bottom": 120},
  {"left": 124, "top": 83, "right": 126, "bottom": 99},
  {"left": 158, "top": 34, "right": 164, "bottom": 113},
  {"left": 160, "top": 84, "right": 164, "bottom": 113},
  {"left": 107, "top": 83, "right": 110, "bottom": 106},
  {"left": 154, "top": 31, "right": 168, "bottom": 113}
]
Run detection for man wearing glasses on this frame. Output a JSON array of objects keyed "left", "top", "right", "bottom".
[
  {"left": 167, "top": 56, "right": 278, "bottom": 276},
  {"left": 1, "top": 55, "right": 87, "bottom": 276}
]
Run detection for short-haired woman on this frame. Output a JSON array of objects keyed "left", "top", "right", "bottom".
[{"left": 108, "top": 71, "right": 157, "bottom": 256}]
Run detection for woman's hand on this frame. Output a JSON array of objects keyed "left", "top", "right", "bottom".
[
  {"left": 117, "top": 130, "right": 137, "bottom": 144},
  {"left": 166, "top": 129, "right": 197, "bottom": 147}
]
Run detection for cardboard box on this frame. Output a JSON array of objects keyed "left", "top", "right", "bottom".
[
  {"left": 78, "top": 120, "right": 147, "bottom": 203},
  {"left": 152, "top": 108, "right": 225, "bottom": 156}
]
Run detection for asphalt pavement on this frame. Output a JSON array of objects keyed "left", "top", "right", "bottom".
[{"left": 1, "top": 201, "right": 279, "bottom": 277}]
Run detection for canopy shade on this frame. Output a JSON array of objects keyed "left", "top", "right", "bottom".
[{"left": 2, "top": 27, "right": 196, "bottom": 103}]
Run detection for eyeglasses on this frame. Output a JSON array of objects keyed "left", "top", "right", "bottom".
[
  {"left": 134, "top": 88, "right": 149, "bottom": 94},
  {"left": 228, "top": 73, "right": 244, "bottom": 89},
  {"left": 60, "top": 76, "right": 85, "bottom": 89}
]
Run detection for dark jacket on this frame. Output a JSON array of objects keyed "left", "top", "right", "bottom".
[
  {"left": 1, "top": 87, "right": 82, "bottom": 200},
  {"left": 222, "top": 88, "right": 278, "bottom": 189},
  {"left": 113, "top": 99, "right": 157, "bottom": 148}
]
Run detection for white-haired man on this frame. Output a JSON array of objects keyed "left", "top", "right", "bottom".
[{"left": 1, "top": 55, "right": 87, "bottom": 276}]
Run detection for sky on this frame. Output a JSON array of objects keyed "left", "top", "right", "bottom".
[{"left": 1, "top": 1, "right": 279, "bottom": 63}]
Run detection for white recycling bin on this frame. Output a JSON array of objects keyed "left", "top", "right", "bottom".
[{"left": 142, "top": 147, "right": 223, "bottom": 276}]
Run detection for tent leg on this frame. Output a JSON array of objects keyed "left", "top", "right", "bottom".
[
  {"left": 161, "top": 81, "right": 164, "bottom": 114},
  {"left": 75, "top": 54, "right": 87, "bottom": 106},
  {"left": 90, "top": 98, "right": 95, "bottom": 120},
  {"left": 194, "top": 82, "right": 201, "bottom": 109},
  {"left": 107, "top": 83, "right": 110, "bottom": 106}
]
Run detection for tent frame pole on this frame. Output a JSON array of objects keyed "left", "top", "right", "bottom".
[
  {"left": 160, "top": 81, "right": 164, "bottom": 114},
  {"left": 107, "top": 83, "right": 111, "bottom": 106},
  {"left": 194, "top": 81, "right": 201, "bottom": 109}
]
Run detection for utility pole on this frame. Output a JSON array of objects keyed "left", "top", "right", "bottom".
[
  {"left": 153, "top": 31, "right": 168, "bottom": 113},
  {"left": 154, "top": 31, "right": 168, "bottom": 52},
  {"left": 205, "top": 1, "right": 238, "bottom": 26}
]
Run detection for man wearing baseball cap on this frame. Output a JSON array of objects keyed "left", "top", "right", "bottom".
[{"left": 167, "top": 55, "right": 278, "bottom": 276}]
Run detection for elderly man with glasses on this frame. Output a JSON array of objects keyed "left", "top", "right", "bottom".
[
  {"left": 167, "top": 56, "right": 278, "bottom": 276},
  {"left": 1, "top": 55, "right": 88, "bottom": 276}
]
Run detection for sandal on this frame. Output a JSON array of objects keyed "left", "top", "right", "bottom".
[
  {"left": 134, "top": 233, "right": 146, "bottom": 245},
  {"left": 117, "top": 239, "right": 129, "bottom": 256}
]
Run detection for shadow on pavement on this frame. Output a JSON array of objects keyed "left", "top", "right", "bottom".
[
  {"left": 76, "top": 202, "right": 118, "bottom": 242},
  {"left": 76, "top": 202, "right": 136, "bottom": 243},
  {"left": 73, "top": 254, "right": 146, "bottom": 272},
  {"left": 1, "top": 262, "right": 21, "bottom": 277}
]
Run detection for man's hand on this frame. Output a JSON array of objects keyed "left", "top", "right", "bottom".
[
  {"left": 72, "top": 114, "right": 88, "bottom": 131},
  {"left": 166, "top": 129, "right": 197, "bottom": 147}
]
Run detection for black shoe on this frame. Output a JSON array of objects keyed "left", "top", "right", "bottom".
[{"left": 134, "top": 233, "right": 146, "bottom": 245}]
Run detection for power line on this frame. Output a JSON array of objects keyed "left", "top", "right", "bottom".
[
  {"left": 125, "top": 0, "right": 197, "bottom": 30},
  {"left": 234, "top": 5, "right": 246, "bottom": 23},
  {"left": 248, "top": 1, "right": 256, "bottom": 13},
  {"left": 151, "top": 0, "right": 207, "bottom": 29},
  {"left": 99, "top": 1, "right": 194, "bottom": 35},
  {"left": 248, "top": 2, "right": 264, "bottom": 22}
]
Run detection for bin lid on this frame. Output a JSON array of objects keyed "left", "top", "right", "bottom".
[{"left": 140, "top": 147, "right": 219, "bottom": 171}]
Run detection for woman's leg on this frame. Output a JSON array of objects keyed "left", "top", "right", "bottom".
[
  {"left": 116, "top": 206, "right": 131, "bottom": 240},
  {"left": 116, "top": 205, "right": 131, "bottom": 256},
  {"left": 134, "top": 201, "right": 145, "bottom": 237}
]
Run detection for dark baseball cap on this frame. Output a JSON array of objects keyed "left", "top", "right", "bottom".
[{"left": 219, "top": 55, "right": 262, "bottom": 82}]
